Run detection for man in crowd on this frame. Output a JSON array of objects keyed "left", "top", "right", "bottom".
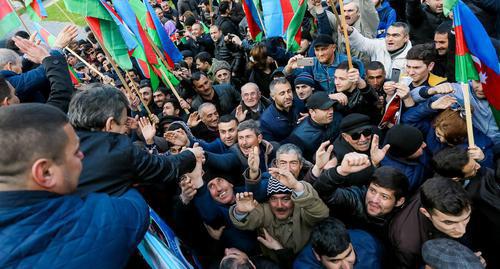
[
  {"left": 190, "top": 71, "right": 240, "bottom": 115},
  {"left": 234, "top": 82, "right": 271, "bottom": 122},
  {"left": 0, "top": 104, "right": 149, "bottom": 268}
]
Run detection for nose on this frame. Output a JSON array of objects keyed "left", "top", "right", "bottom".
[
  {"left": 341, "top": 261, "right": 351, "bottom": 269},
  {"left": 277, "top": 200, "right": 283, "bottom": 208},
  {"left": 77, "top": 151, "right": 84, "bottom": 160},
  {"left": 455, "top": 222, "right": 466, "bottom": 235}
]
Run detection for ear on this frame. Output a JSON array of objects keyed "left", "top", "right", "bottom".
[
  {"left": 419, "top": 207, "right": 431, "bottom": 219},
  {"left": 257, "top": 134, "right": 263, "bottom": 144},
  {"left": 103, "top": 117, "right": 115, "bottom": 132},
  {"left": 1, "top": 97, "right": 9, "bottom": 106},
  {"left": 395, "top": 197, "right": 405, "bottom": 207},
  {"left": 428, "top": 62, "right": 435, "bottom": 72},
  {"left": 312, "top": 249, "right": 321, "bottom": 262},
  {"left": 4, "top": 62, "right": 13, "bottom": 72},
  {"left": 31, "top": 159, "right": 57, "bottom": 189},
  {"left": 341, "top": 133, "right": 349, "bottom": 141},
  {"left": 308, "top": 108, "right": 315, "bottom": 116}
]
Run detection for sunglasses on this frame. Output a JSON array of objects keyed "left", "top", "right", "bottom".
[{"left": 350, "top": 128, "right": 373, "bottom": 140}]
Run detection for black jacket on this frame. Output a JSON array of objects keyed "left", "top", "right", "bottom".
[
  {"left": 191, "top": 83, "right": 241, "bottom": 115},
  {"left": 76, "top": 130, "right": 197, "bottom": 196},
  {"left": 216, "top": 16, "right": 240, "bottom": 36},
  {"left": 213, "top": 38, "right": 243, "bottom": 74},
  {"left": 43, "top": 54, "right": 75, "bottom": 113},
  {"left": 406, "top": 0, "right": 451, "bottom": 44}
]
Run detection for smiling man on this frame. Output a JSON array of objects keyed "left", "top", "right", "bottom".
[{"left": 405, "top": 43, "right": 446, "bottom": 91}]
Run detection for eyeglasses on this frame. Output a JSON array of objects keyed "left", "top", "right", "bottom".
[{"left": 350, "top": 128, "right": 373, "bottom": 140}]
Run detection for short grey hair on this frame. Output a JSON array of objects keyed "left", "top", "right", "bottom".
[
  {"left": 269, "top": 77, "right": 290, "bottom": 97},
  {"left": 237, "top": 119, "right": 261, "bottom": 136},
  {"left": 241, "top": 82, "right": 260, "bottom": 94},
  {"left": 68, "top": 83, "right": 129, "bottom": 130},
  {"left": 197, "top": 102, "right": 216, "bottom": 117},
  {"left": 0, "top": 49, "right": 21, "bottom": 68},
  {"left": 276, "top": 143, "right": 304, "bottom": 163},
  {"left": 390, "top": 22, "right": 410, "bottom": 36}
]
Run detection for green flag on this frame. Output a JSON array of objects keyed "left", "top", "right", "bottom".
[
  {"left": 63, "top": 0, "right": 110, "bottom": 20},
  {"left": 0, "top": 0, "right": 22, "bottom": 36}
]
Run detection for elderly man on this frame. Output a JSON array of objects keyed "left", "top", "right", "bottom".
[
  {"left": 229, "top": 143, "right": 329, "bottom": 262},
  {"left": 189, "top": 102, "right": 221, "bottom": 142},
  {"left": 348, "top": 22, "right": 413, "bottom": 76},
  {"left": 0, "top": 104, "right": 149, "bottom": 268},
  {"left": 260, "top": 78, "right": 305, "bottom": 142},
  {"left": 68, "top": 83, "right": 203, "bottom": 196},
  {"left": 233, "top": 82, "right": 272, "bottom": 122}
]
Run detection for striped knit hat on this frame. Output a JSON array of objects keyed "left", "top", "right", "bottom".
[{"left": 267, "top": 178, "right": 292, "bottom": 197}]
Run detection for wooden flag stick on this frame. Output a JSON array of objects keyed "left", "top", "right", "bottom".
[
  {"left": 337, "top": 0, "right": 353, "bottom": 69},
  {"left": 143, "top": 33, "right": 190, "bottom": 114},
  {"left": 65, "top": 47, "right": 109, "bottom": 81},
  {"left": 327, "top": 0, "right": 343, "bottom": 33},
  {"left": 461, "top": 83, "right": 475, "bottom": 147},
  {"left": 84, "top": 19, "right": 155, "bottom": 121}
]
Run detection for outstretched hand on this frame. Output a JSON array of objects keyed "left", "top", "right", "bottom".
[
  {"left": 235, "top": 192, "right": 258, "bottom": 214},
  {"left": 12, "top": 36, "right": 50, "bottom": 64},
  {"left": 370, "top": 134, "right": 390, "bottom": 167}
]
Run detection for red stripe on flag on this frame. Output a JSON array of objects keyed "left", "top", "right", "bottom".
[
  {"left": 280, "top": 0, "right": 294, "bottom": 30},
  {"left": 145, "top": 12, "right": 156, "bottom": 30},
  {"left": 31, "top": 0, "right": 44, "bottom": 18},
  {"left": 0, "top": 0, "right": 15, "bottom": 20},
  {"left": 454, "top": 25, "right": 469, "bottom": 56},
  {"left": 86, "top": 17, "right": 104, "bottom": 45}
]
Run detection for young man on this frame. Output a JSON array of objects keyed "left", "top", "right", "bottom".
[
  {"left": 389, "top": 177, "right": 472, "bottom": 268},
  {"left": 0, "top": 104, "right": 149, "bottom": 268},
  {"left": 190, "top": 71, "right": 241, "bottom": 115},
  {"left": 404, "top": 43, "right": 446, "bottom": 91}
]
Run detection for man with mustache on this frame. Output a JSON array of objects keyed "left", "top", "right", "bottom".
[
  {"left": 314, "top": 153, "right": 409, "bottom": 244},
  {"left": 229, "top": 144, "right": 329, "bottom": 262}
]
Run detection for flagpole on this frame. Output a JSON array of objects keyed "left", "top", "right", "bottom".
[
  {"left": 65, "top": 47, "right": 109, "bottom": 80},
  {"left": 143, "top": 33, "right": 190, "bottom": 114},
  {"left": 9, "top": 0, "right": 32, "bottom": 35},
  {"left": 327, "top": 0, "right": 342, "bottom": 33},
  {"left": 253, "top": 2, "right": 267, "bottom": 38},
  {"left": 84, "top": 19, "right": 156, "bottom": 122},
  {"left": 461, "top": 83, "right": 475, "bottom": 146},
  {"left": 337, "top": 0, "right": 353, "bottom": 69}
]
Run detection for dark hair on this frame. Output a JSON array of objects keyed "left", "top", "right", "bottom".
[
  {"left": 366, "top": 61, "right": 385, "bottom": 72},
  {"left": 336, "top": 61, "right": 359, "bottom": 71},
  {"left": 431, "top": 147, "right": 470, "bottom": 178},
  {"left": 164, "top": 98, "right": 180, "bottom": 110},
  {"left": 219, "top": 114, "right": 238, "bottom": 124},
  {"left": 237, "top": 119, "right": 261, "bottom": 136},
  {"left": 420, "top": 177, "right": 471, "bottom": 215},
  {"left": 371, "top": 167, "right": 409, "bottom": 200},
  {"left": 219, "top": 1, "right": 231, "bottom": 14},
  {"left": 219, "top": 257, "right": 253, "bottom": 269},
  {"left": 0, "top": 104, "right": 69, "bottom": 178},
  {"left": 435, "top": 21, "right": 453, "bottom": 35},
  {"left": 191, "top": 71, "right": 207, "bottom": 83},
  {"left": 406, "top": 43, "right": 437, "bottom": 66},
  {"left": 0, "top": 77, "right": 12, "bottom": 104},
  {"left": 184, "top": 16, "right": 196, "bottom": 27},
  {"left": 68, "top": 83, "right": 129, "bottom": 130},
  {"left": 195, "top": 52, "right": 212, "bottom": 65},
  {"left": 311, "top": 218, "right": 351, "bottom": 257}
]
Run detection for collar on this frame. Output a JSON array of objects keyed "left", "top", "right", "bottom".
[
  {"left": 0, "top": 190, "right": 61, "bottom": 208},
  {"left": 389, "top": 42, "right": 409, "bottom": 58}
]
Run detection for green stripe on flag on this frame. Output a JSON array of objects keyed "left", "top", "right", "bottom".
[
  {"left": 63, "top": 0, "right": 110, "bottom": 20},
  {"left": 99, "top": 19, "right": 134, "bottom": 70},
  {"left": 0, "top": 12, "right": 21, "bottom": 36},
  {"left": 443, "top": 0, "right": 458, "bottom": 16},
  {"left": 455, "top": 53, "right": 479, "bottom": 83},
  {"left": 285, "top": 0, "right": 307, "bottom": 52}
]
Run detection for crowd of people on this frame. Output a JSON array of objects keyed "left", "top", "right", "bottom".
[{"left": 0, "top": 0, "right": 499, "bottom": 268}]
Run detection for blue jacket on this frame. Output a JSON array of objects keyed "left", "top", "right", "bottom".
[
  {"left": 283, "top": 114, "right": 343, "bottom": 161},
  {"left": 376, "top": 1, "right": 397, "bottom": 38},
  {"left": 381, "top": 152, "right": 432, "bottom": 192},
  {"left": 260, "top": 99, "right": 305, "bottom": 142},
  {"left": 402, "top": 100, "right": 494, "bottom": 168},
  {"left": 0, "top": 189, "right": 149, "bottom": 268},
  {"left": 293, "top": 229, "right": 383, "bottom": 269}
]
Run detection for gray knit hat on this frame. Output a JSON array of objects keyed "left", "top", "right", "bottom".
[
  {"left": 267, "top": 178, "right": 292, "bottom": 197},
  {"left": 211, "top": 59, "right": 231, "bottom": 75}
]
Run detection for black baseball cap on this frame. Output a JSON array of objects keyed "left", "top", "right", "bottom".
[{"left": 306, "top": 92, "right": 336, "bottom": 110}]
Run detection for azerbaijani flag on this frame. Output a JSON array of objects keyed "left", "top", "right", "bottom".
[
  {"left": 144, "top": 0, "right": 182, "bottom": 68},
  {"left": 262, "top": 0, "right": 306, "bottom": 51},
  {"left": 68, "top": 64, "right": 81, "bottom": 85},
  {"left": 0, "top": 0, "right": 22, "bottom": 36},
  {"left": 32, "top": 22, "right": 56, "bottom": 46},
  {"left": 113, "top": 0, "right": 157, "bottom": 65},
  {"left": 25, "top": 0, "right": 47, "bottom": 21},
  {"left": 242, "top": 0, "right": 264, "bottom": 40},
  {"left": 446, "top": 0, "right": 500, "bottom": 122}
]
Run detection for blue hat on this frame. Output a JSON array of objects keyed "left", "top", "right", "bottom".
[
  {"left": 422, "top": 239, "right": 483, "bottom": 269},
  {"left": 294, "top": 72, "right": 315, "bottom": 88}
]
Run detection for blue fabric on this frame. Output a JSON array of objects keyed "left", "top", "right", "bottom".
[
  {"left": 402, "top": 100, "right": 495, "bottom": 168},
  {"left": 381, "top": 152, "right": 431, "bottom": 192},
  {"left": 299, "top": 54, "right": 365, "bottom": 94},
  {"left": 0, "top": 189, "right": 149, "bottom": 268},
  {"left": 195, "top": 137, "right": 230, "bottom": 154},
  {"left": 260, "top": 98, "right": 305, "bottom": 142},
  {"left": 376, "top": 1, "right": 397, "bottom": 38},
  {"left": 293, "top": 229, "right": 383, "bottom": 269}
]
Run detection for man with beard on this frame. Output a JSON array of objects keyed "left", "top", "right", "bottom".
[
  {"left": 432, "top": 22, "right": 455, "bottom": 81},
  {"left": 229, "top": 144, "right": 329, "bottom": 262},
  {"left": 190, "top": 72, "right": 241, "bottom": 115},
  {"left": 314, "top": 156, "right": 409, "bottom": 243},
  {"left": 260, "top": 78, "right": 305, "bottom": 142}
]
